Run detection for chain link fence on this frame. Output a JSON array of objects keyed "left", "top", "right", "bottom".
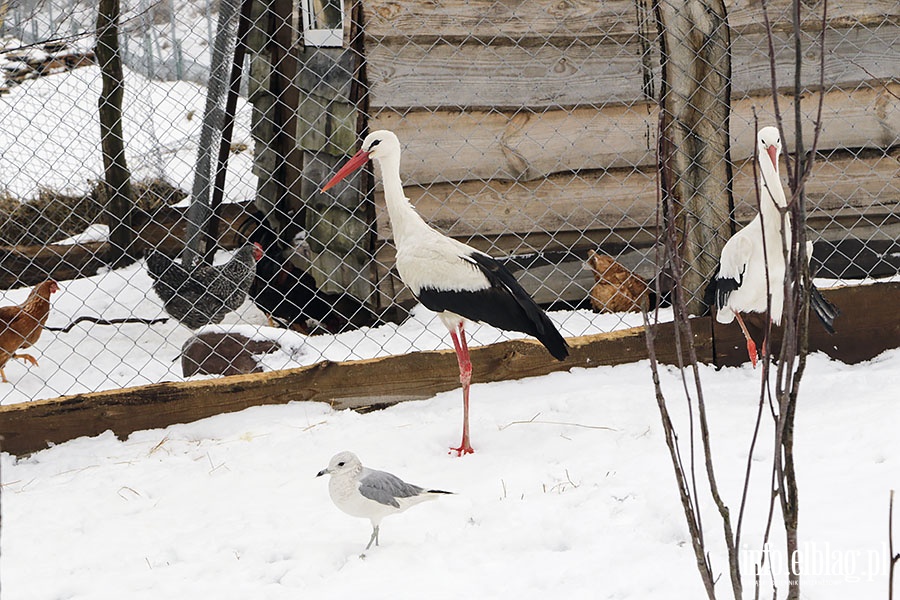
[{"left": 0, "top": 0, "right": 897, "bottom": 404}]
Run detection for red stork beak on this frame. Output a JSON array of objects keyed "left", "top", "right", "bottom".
[
  {"left": 766, "top": 145, "right": 778, "bottom": 171},
  {"left": 322, "top": 149, "right": 371, "bottom": 192}
]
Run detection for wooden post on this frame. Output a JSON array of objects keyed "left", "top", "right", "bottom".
[
  {"left": 95, "top": 0, "right": 135, "bottom": 268},
  {"left": 656, "top": 0, "right": 733, "bottom": 313}
]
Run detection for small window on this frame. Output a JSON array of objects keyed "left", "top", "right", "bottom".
[{"left": 301, "top": 0, "right": 345, "bottom": 47}]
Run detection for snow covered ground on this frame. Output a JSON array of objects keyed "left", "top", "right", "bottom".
[{"left": 2, "top": 347, "right": 898, "bottom": 599}]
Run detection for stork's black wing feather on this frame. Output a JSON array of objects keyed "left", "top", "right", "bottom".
[
  {"left": 418, "top": 252, "right": 569, "bottom": 361},
  {"left": 810, "top": 285, "right": 840, "bottom": 334},
  {"left": 703, "top": 267, "right": 742, "bottom": 314}
]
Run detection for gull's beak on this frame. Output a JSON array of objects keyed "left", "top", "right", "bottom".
[
  {"left": 766, "top": 145, "right": 778, "bottom": 171},
  {"left": 316, "top": 468, "right": 329, "bottom": 477},
  {"left": 322, "top": 149, "right": 371, "bottom": 191}
]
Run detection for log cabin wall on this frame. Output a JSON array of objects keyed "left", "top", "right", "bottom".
[
  {"left": 358, "top": 0, "right": 900, "bottom": 310},
  {"left": 246, "top": 0, "right": 900, "bottom": 315}
]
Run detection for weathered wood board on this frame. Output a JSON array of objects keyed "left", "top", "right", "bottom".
[
  {"left": 366, "top": 38, "right": 652, "bottom": 109},
  {"left": 0, "top": 319, "right": 712, "bottom": 456},
  {"left": 369, "top": 84, "right": 900, "bottom": 184},
  {"left": 365, "top": 26, "right": 898, "bottom": 110},
  {"left": 371, "top": 148, "right": 900, "bottom": 243},
  {"left": 362, "top": 0, "right": 898, "bottom": 40},
  {"left": 363, "top": 0, "right": 641, "bottom": 41}
]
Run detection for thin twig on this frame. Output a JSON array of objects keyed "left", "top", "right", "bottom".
[
  {"left": 498, "top": 413, "right": 616, "bottom": 432},
  {"left": 890, "top": 489, "right": 898, "bottom": 600}
]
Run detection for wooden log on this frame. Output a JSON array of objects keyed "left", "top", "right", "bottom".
[
  {"left": 730, "top": 26, "right": 899, "bottom": 99},
  {"left": 363, "top": 0, "right": 640, "bottom": 41},
  {"left": 365, "top": 37, "right": 651, "bottom": 109},
  {"left": 370, "top": 148, "right": 899, "bottom": 243},
  {"left": 365, "top": 25, "right": 898, "bottom": 110},
  {"left": 714, "top": 282, "right": 900, "bottom": 367},
  {"left": 362, "top": 0, "right": 898, "bottom": 40},
  {"left": 0, "top": 319, "right": 713, "bottom": 456},
  {"left": 370, "top": 83, "right": 900, "bottom": 184},
  {"left": 725, "top": 0, "right": 898, "bottom": 33}
]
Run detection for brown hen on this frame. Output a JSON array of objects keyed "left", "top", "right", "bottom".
[
  {"left": 585, "top": 251, "right": 649, "bottom": 313},
  {"left": 0, "top": 280, "right": 58, "bottom": 383}
]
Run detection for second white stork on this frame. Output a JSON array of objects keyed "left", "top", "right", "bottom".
[
  {"left": 322, "top": 130, "right": 569, "bottom": 455},
  {"left": 709, "top": 126, "right": 839, "bottom": 366}
]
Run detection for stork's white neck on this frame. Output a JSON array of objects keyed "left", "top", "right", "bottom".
[
  {"left": 758, "top": 153, "right": 788, "bottom": 218},
  {"left": 756, "top": 152, "right": 794, "bottom": 257},
  {"left": 375, "top": 152, "right": 429, "bottom": 244}
]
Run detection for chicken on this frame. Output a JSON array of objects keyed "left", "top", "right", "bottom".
[
  {"left": 0, "top": 280, "right": 59, "bottom": 383},
  {"left": 147, "top": 243, "right": 263, "bottom": 329},
  {"left": 585, "top": 250, "right": 649, "bottom": 313},
  {"left": 240, "top": 211, "right": 375, "bottom": 334}
]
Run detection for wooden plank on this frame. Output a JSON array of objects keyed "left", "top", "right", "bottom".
[
  {"left": 365, "top": 38, "right": 650, "bottom": 109},
  {"left": 0, "top": 319, "right": 713, "bottom": 456},
  {"left": 374, "top": 170, "right": 659, "bottom": 241},
  {"left": 362, "top": 0, "right": 898, "bottom": 40},
  {"left": 370, "top": 148, "right": 899, "bottom": 242},
  {"left": 730, "top": 26, "right": 900, "bottom": 99},
  {"left": 365, "top": 25, "right": 898, "bottom": 110},
  {"left": 300, "top": 151, "right": 374, "bottom": 300},
  {"left": 370, "top": 105, "right": 655, "bottom": 184},
  {"left": 369, "top": 83, "right": 900, "bottom": 184},
  {"left": 725, "top": 0, "right": 899, "bottom": 33},
  {"left": 363, "top": 0, "right": 639, "bottom": 41},
  {"left": 732, "top": 147, "right": 900, "bottom": 219},
  {"left": 714, "top": 282, "right": 900, "bottom": 366}
]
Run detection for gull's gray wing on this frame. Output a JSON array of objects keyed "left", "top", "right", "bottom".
[{"left": 357, "top": 467, "right": 425, "bottom": 508}]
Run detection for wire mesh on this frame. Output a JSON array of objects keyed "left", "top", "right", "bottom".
[{"left": 0, "top": 0, "right": 897, "bottom": 404}]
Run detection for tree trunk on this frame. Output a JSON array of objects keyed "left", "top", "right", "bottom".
[
  {"left": 95, "top": 0, "right": 135, "bottom": 268},
  {"left": 657, "top": 0, "right": 733, "bottom": 314}
]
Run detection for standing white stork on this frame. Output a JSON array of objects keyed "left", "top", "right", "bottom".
[
  {"left": 322, "top": 130, "right": 569, "bottom": 455},
  {"left": 709, "top": 126, "right": 839, "bottom": 366}
]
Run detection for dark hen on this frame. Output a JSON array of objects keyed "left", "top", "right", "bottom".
[
  {"left": 241, "top": 212, "right": 375, "bottom": 333},
  {"left": 147, "top": 243, "right": 263, "bottom": 329}
]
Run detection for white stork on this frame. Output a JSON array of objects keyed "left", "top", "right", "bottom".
[
  {"left": 710, "top": 126, "right": 839, "bottom": 366},
  {"left": 322, "top": 130, "right": 569, "bottom": 455}
]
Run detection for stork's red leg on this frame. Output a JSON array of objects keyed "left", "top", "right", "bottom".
[
  {"left": 449, "top": 323, "right": 474, "bottom": 456},
  {"left": 734, "top": 312, "right": 758, "bottom": 368}
]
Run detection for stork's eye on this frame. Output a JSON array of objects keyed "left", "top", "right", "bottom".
[{"left": 369, "top": 139, "right": 382, "bottom": 149}]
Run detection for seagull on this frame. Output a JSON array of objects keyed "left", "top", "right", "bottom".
[
  {"left": 322, "top": 130, "right": 569, "bottom": 455},
  {"left": 709, "top": 126, "right": 839, "bottom": 366},
  {"left": 316, "top": 451, "right": 452, "bottom": 550}
]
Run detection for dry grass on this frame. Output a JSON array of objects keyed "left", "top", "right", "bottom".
[{"left": 0, "top": 178, "right": 187, "bottom": 246}]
